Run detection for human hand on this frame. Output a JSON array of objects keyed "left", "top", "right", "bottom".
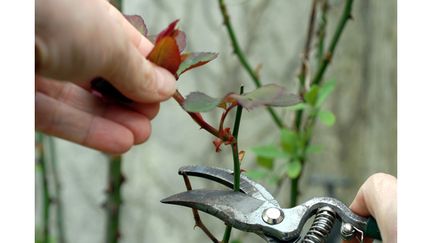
[
  {"left": 344, "top": 173, "right": 397, "bottom": 243},
  {"left": 35, "top": 0, "right": 176, "bottom": 154}
]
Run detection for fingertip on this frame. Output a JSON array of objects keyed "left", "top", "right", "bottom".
[{"left": 134, "top": 120, "right": 152, "bottom": 144}]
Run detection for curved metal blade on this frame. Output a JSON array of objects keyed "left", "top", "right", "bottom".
[
  {"left": 179, "top": 165, "right": 279, "bottom": 207},
  {"left": 161, "top": 189, "right": 273, "bottom": 233}
]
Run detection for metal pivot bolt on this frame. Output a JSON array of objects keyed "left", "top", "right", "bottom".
[
  {"left": 340, "top": 222, "right": 355, "bottom": 240},
  {"left": 262, "top": 207, "right": 284, "bottom": 225}
]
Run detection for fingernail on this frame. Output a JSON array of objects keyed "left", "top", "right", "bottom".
[{"left": 155, "top": 67, "right": 177, "bottom": 98}]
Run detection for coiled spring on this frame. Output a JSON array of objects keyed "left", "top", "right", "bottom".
[{"left": 301, "top": 206, "right": 336, "bottom": 243}]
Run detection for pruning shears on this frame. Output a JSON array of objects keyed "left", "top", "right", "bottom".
[{"left": 161, "top": 165, "right": 382, "bottom": 243}]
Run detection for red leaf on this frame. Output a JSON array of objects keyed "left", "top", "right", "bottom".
[
  {"left": 147, "top": 36, "right": 181, "bottom": 76},
  {"left": 124, "top": 15, "right": 148, "bottom": 36},
  {"left": 155, "top": 19, "right": 180, "bottom": 43}
]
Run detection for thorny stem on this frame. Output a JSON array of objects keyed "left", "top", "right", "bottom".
[
  {"left": 290, "top": 0, "right": 319, "bottom": 207},
  {"left": 317, "top": 0, "right": 329, "bottom": 63},
  {"left": 312, "top": 0, "right": 355, "bottom": 86},
  {"left": 48, "top": 137, "right": 66, "bottom": 243},
  {"left": 106, "top": 3, "right": 124, "bottom": 243},
  {"left": 37, "top": 133, "right": 51, "bottom": 243},
  {"left": 106, "top": 155, "right": 123, "bottom": 243},
  {"left": 173, "top": 90, "right": 220, "bottom": 138},
  {"left": 218, "top": 0, "right": 284, "bottom": 128},
  {"left": 294, "top": 0, "right": 319, "bottom": 131},
  {"left": 290, "top": 0, "right": 356, "bottom": 207},
  {"left": 222, "top": 86, "right": 244, "bottom": 243},
  {"left": 182, "top": 175, "right": 219, "bottom": 243}
]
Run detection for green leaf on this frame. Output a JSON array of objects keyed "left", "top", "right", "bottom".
[
  {"left": 257, "top": 156, "right": 274, "bottom": 170},
  {"left": 280, "top": 129, "right": 299, "bottom": 154},
  {"left": 318, "top": 110, "right": 336, "bottom": 126},
  {"left": 245, "top": 169, "right": 267, "bottom": 180},
  {"left": 183, "top": 92, "right": 221, "bottom": 112},
  {"left": 177, "top": 52, "right": 218, "bottom": 76},
  {"left": 286, "top": 160, "right": 302, "bottom": 179},
  {"left": 251, "top": 145, "right": 290, "bottom": 159},
  {"left": 230, "top": 240, "right": 242, "bottom": 243},
  {"left": 317, "top": 80, "right": 336, "bottom": 106},
  {"left": 124, "top": 15, "right": 148, "bottom": 36},
  {"left": 229, "top": 84, "right": 302, "bottom": 110},
  {"left": 305, "top": 85, "right": 320, "bottom": 106}
]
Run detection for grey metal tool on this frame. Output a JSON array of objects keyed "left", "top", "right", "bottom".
[{"left": 161, "top": 165, "right": 382, "bottom": 243}]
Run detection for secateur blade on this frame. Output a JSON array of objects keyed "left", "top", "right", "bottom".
[
  {"left": 161, "top": 189, "right": 292, "bottom": 242},
  {"left": 178, "top": 165, "right": 279, "bottom": 206}
]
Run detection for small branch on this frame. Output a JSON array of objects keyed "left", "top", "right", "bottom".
[
  {"left": 37, "top": 133, "right": 51, "bottom": 243},
  {"left": 290, "top": 0, "right": 356, "bottom": 206},
  {"left": 48, "top": 137, "right": 66, "bottom": 243},
  {"left": 289, "top": 176, "right": 300, "bottom": 208},
  {"left": 294, "top": 0, "right": 319, "bottom": 131},
  {"left": 182, "top": 175, "right": 219, "bottom": 243},
  {"left": 105, "top": 155, "right": 124, "bottom": 243},
  {"left": 231, "top": 86, "right": 244, "bottom": 192},
  {"left": 218, "top": 0, "right": 284, "bottom": 128},
  {"left": 316, "top": 0, "right": 329, "bottom": 63},
  {"left": 222, "top": 86, "right": 244, "bottom": 243},
  {"left": 312, "top": 0, "right": 355, "bottom": 86},
  {"left": 298, "top": 0, "right": 319, "bottom": 89},
  {"left": 173, "top": 90, "right": 220, "bottom": 138}
]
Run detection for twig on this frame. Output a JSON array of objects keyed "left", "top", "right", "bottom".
[
  {"left": 294, "top": 0, "right": 319, "bottom": 131},
  {"left": 106, "top": 3, "right": 124, "bottom": 243},
  {"left": 217, "top": 0, "right": 284, "bottom": 128},
  {"left": 106, "top": 155, "right": 124, "bottom": 243},
  {"left": 182, "top": 175, "right": 219, "bottom": 243},
  {"left": 312, "top": 0, "right": 355, "bottom": 86},
  {"left": 37, "top": 133, "right": 51, "bottom": 243},
  {"left": 290, "top": 0, "right": 356, "bottom": 207},
  {"left": 316, "top": 0, "right": 329, "bottom": 63},
  {"left": 48, "top": 136, "right": 66, "bottom": 243},
  {"left": 222, "top": 86, "right": 244, "bottom": 243}
]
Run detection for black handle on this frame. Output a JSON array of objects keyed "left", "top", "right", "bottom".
[{"left": 364, "top": 217, "right": 382, "bottom": 240}]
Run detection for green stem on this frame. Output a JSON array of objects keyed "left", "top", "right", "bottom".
[
  {"left": 106, "top": 155, "right": 123, "bottom": 243},
  {"left": 291, "top": 0, "right": 355, "bottom": 206},
  {"left": 48, "top": 137, "right": 66, "bottom": 243},
  {"left": 218, "top": 0, "right": 284, "bottom": 128},
  {"left": 222, "top": 87, "right": 244, "bottom": 243},
  {"left": 317, "top": 0, "right": 329, "bottom": 63},
  {"left": 37, "top": 134, "right": 51, "bottom": 243},
  {"left": 289, "top": 177, "right": 299, "bottom": 208},
  {"left": 312, "top": 0, "right": 355, "bottom": 86},
  {"left": 106, "top": 2, "right": 123, "bottom": 243},
  {"left": 222, "top": 226, "right": 232, "bottom": 243}
]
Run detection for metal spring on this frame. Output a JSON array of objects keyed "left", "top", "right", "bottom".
[{"left": 301, "top": 206, "right": 336, "bottom": 243}]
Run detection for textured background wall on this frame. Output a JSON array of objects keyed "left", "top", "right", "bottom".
[{"left": 35, "top": 0, "right": 396, "bottom": 242}]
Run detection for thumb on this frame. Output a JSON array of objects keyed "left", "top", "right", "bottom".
[{"left": 101, "top": 40, "right": 176, "bottom": 103}]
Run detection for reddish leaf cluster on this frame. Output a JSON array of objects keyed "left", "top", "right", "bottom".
[{"left": 128, "top": 18, "right": 218, "bottom": 79}]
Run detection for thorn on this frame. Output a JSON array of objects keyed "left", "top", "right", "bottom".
[
  {"left": 240, "top": 168, "right": 247, "bottom": 173},
  {"left": 348, "top": 14, "right": 354, "bottom": 20},
  {"left": 120, "top": 174, "right": 126, "bottom": 184}
]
